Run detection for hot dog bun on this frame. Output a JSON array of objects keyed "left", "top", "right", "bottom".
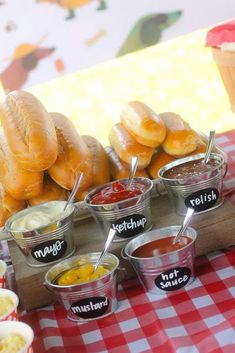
[
  {"left": 48, "top": 112, "right": 92, "bottom": 190},
  {"left": 159, "top": 112, "right": 199, "bottom": 157},
  {"left": 82, "top": 135, "right": 110, "bottom": 186},
  {"left": 0, "top": 90, "right": 58, "bottom": 172},
  {"left": 106, "top": 146, "right": 149, "bottom": 180},
  {"left": 120, "top": 101, "right": 166, "bottom": 147},
  {"left": 147, "top": 138, "right": 206, "bottom": 179},
  {"left": 191, "top": 139, "right": 207, "bottom": 154},
  {"left": 75, "top": 187, "right": 93, "bottom": 202},
  {"left": 28, "top": 175, "right": 68, "bottom": 206},
  {"left": 0, "top": 183, "right": 25, "bottom": 227},
  {"left": 0, "top": 129, "right": 44, "bottom": 200},
  {"left": 147, "top": 148, "right": 176, "bottom": 179},
  {"left": 74, "top": 136, "right": 110, "bottom": 201},
  {"left": 109, "top": 123, "right": 154, "bottom": 169}
]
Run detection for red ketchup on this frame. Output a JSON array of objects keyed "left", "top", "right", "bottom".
[
  {"left": 132, "top": 236, "right": 192, "bottom": 258},
  {"left": 90, "top": 180, "right": 146, "bottom": 205}
]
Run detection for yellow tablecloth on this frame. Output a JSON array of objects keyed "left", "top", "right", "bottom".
[{"left": 1, "top": 27, "right": 233, "bottom": 146}]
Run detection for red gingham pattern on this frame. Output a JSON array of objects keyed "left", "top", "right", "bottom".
[
  {"left": 0, "top": 276, "right": 6, "bottom": 288},
  {"left": 21, "top": 248, "right": 235, "bottom": 353},
  {"left": 7, "top": 131, "right": 235, "bottom": 352},
  {"left": 3, "top": 309, "right": 18, "bottom": 321},
  {"left": 0, "top": 260, "right": 7, "bottom": 288}
]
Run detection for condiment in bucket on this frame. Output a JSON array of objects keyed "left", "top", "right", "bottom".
[
  {"left": 163, "top": 157, "right": 220, "bottom": 180},
  {"left": 55, "top": 263, "right": 108, "bottom": 286},
  {"left": 132, "top": 235, "right": 192, "bottom": 257},
  {"left": 44, "top": 252, "right": 119, "bottom": 322},
  {"left": 133, "top": 207, "right": 194, "bottom": 257},
  {"left": 158, "top": 153, "right": 226, "bottom": 215},
  {"left": 5, "top": 201, "right": 76, "bottom": 267},
  {"left": 84, "top": 177, "right": 153, "bottom": 242},
  {"left": 122, "top": 226, "right": 197, "bottom": 295},
  {"left": 89, "top": 179, "right": 145, "bottom": 204}
]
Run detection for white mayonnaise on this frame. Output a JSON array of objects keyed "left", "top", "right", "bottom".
[{"left": 10, "top": 202, "right": 71, "bottom": 232}]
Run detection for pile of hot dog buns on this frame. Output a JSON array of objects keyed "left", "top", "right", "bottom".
[{"left": 0, "top": 91, "right": 206, "bottom": 226}]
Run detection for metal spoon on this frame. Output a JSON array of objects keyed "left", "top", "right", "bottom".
[
  {"left": 173, "top": 207, "right": 194, "bottom": 244},
  {"left": 203, "top": 130, "right": 216, "bottom": 164},
  {"left": 64, "top": 172, "right": 84, "bottom": 211},
  {"left": 93, "top": 228, "right": 116, "bottom": 271},
  {"left": 127, "top": 156, "right": 139, "bottom": 188}
]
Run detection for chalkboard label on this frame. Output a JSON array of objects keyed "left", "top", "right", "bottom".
[
  {"left": 185, "top": 188, "right": 219, "bottom": 212},
  {"left": 31, "top": 239, "right": 67, "bottom": 263},
  {"left": 70, "top": 296, "right": 109, "bottom": 319},
  {"left": 111, "top": 214, "right": 147, "bottom": 238},
  {"left": 155, "top": 267, "right": 191, "bottom": 291}
]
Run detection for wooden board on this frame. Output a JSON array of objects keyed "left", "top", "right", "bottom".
[{"left": 8, "top": 195, "right": 235, "bottom": 311}]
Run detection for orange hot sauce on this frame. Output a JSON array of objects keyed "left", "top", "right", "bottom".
[{"left": 132, "top": 236, "right": 192, "bottom": 258}]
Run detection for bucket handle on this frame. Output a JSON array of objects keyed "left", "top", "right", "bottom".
[
  {"left": 43, "top": 281, "right": 55, "bottom": 294},
  {"left": 223, "top": 162, "right": 228, "bottom": 178},
  {"left": 153, "top": 179, "right": 166, "bottom": 197},
  {"left": 121, "top": 247, "right": 129, "bottom": 260}
]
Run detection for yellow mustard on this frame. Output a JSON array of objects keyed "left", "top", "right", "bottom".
[
  {"left": 0, "top": 333, "right": 26, "bottom": 353},
  {"left": 0, "top": 297, "right": 14, "bottom": 318},
  {"left": 56, "top": 263, "right": 108, "bottom": 286}
]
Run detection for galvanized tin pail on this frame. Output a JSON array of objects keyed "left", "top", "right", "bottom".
[
  {"left": 5, "top": 201, "right": 76, "bottom": 267},
  {"left": 122, "top": 226, "right": 197, "bottom": 295},
  {"left": 44, "top": 252, "right": 119, "bottom": 322},
  {"left": 158, "top": 153, "right": 227, "bottom": 215},
  {"left": 84, "top": 177, "right": 153, "bottom": 242}
]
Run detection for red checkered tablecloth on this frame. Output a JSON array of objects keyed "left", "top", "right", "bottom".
[
  {"left": 2, "top": 131, "right": 235, "bottom": 353},
  {"left": 21, "top": 248, "right": 235, "bottom": 353}
]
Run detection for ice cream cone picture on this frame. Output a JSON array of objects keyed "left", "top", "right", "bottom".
[
  {"left": 212, "top": 48, "right": 235, "bottom": 112},
  {"left": 206, "top": 21, "right": 235, "bottom": 113},
  {"left": 36, "top": 0, "right": 107, "bottom": 20},
  {"left": 0, "top": 37, "right": 55, "bottom": 93}
]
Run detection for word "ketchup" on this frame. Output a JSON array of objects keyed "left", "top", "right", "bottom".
[{"left": 90, "top": 180, "right": 146, "bottom": 205}]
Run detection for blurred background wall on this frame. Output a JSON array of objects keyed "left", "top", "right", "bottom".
[{"left": 0, "top": 0, "right": 234, "bottom": 92}]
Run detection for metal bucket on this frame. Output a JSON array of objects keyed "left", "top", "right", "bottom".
[
  {"left": 158, "top": 153, "right": 227, "bottom": 215},
  {"left": 84, "top": 177, "right": 153, "bottom": 242},
  {"left": 122, "top": 226, "right": 197, "bottom": 295},
  {"left": 44, "top": 252, "right": 119, "bottom": 322},
  {"left": 5, "top": 201, "right": 76, "bottom": 267}
]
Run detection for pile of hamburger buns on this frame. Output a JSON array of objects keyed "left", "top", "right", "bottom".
[{"left": 0, "top": 91, "right": 206, "bottom": 227}]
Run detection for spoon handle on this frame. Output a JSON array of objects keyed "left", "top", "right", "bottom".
[
  {"left": 127, "top": 156, "right": 139, "bottom": 188},
  {"left": 173, "top": 208, "right": 194, "bottom": 244},
  {"left": 204, "top": 130, "right": 216, "bottom": 164},
  {"left": 94, "top": 228, "right": 116, "bottom": 271},
  {"left": 64, "top": 172, "right": 83, "bottom": 211}
]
